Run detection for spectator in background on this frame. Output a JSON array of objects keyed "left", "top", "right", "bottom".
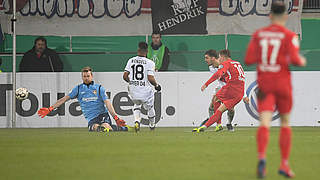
[
  {"left": 147, "top": 32, "right": 170, "bottom": 71},
  {"left": 19, "top": 36, "right": 63, "bottom": 72}
]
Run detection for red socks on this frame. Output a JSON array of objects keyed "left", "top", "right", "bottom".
[
  {"left": 257, "top": 126, "right": 269, "bottom": 160},
  {"left": 213, "top": 101, "right": 221, "bottom": 124},
  {"left": 257, "top": 126, "right": 292, "bottom": 163},
  {"left": 204, "top": 110, "right": 222, "bottom": 127},
  {"left": 279, "top": 127, "right": 292, "bottom": 165}
]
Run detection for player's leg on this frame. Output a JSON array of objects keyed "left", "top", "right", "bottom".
[
  {"left": 132, "top": 100, "right": 142, "bottom": 132},
  {"left": 200, "top": 95, "right": 215, "bottom": 126},
  {"left": 100, "top": 122, "right": 113, "bottom": 132},
  {"left": 213, "top": 87, "right": 224, "bottom": 131},
  {"left": 278, "top": 113, "right": 294, "bottom": 178},
  {"left": 144, "top": 95, "right": 156, "bottom": 130},
  {"left": 203, "top": 95, "right": 223, "bottom": 131},
  {"left": 100, "top": 113, "right": 113, "bottom": 128},
  {"left": 277, "top": 89, "right": 294, "bottom": 178},
  {"left": 257, "top": 111, "right": 272, "bottom": 178},
  {"left": 193, "top": 103, "right": 228, "bottom": 132},
  {"left": 133, "top": 101, "right": 142, "bottom": 123},
  {"left": 89, "top": 124, "right": 101, "bottom": 132},
  {"left": 256, "top": 90, "right": 275, "bottom": 178},
  {"left": 214, "top": 96, "right": 221, "bottom": 125},
  {"left": 209, "top": 96, "right": 215, "bottom": 117},
  {"left": 88, "top": 116, "right": 103, "bottom": 132},
  {"left": 100, "top": 113, "right": 130, "bottom": 132},
  {"left": 206, "top": 103, "right": 227, "bottom": 127},
  {"left": 226, "top": 108, "right": 235, "bottom": 131},
  {"left": 213, "top": 97, "right": 223, "bottom": 131}
]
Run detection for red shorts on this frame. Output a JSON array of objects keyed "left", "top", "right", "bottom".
[
  {"left": 257, "top": 81, "right": 292, "bottom": 114},
  {"left": 216, "top": 84, "right": 243, "bottom": 109}
]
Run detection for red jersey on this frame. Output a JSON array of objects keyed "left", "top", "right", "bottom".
[
  {"left": 205, "top": 59, "right": 245, "bottom": 92},
  {"left": 245, "top": 24, "right": 304, "bottom": 85},
  {"left": 204, "top": 59, "right": 245, "bottom": 109}
]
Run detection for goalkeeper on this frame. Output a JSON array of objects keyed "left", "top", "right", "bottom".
[{"left": 37, "top": 66, "right": 129, "bottom": 132}]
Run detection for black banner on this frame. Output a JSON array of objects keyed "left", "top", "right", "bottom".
[{"left": 151, "top": 0, "right": 208, "bottom": 34}]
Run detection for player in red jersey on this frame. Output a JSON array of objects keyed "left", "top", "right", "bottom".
[
  {"left": 193, "top": 49, "right": 245, "bottom": 132},
  {"left": 199, "top": 49, "right": 235, "bottom": 132},
  {"left": 245, "top": 1, "right": 306, "bottom": 178}
]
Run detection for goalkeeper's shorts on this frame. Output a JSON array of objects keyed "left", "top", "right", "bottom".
[{"left": 88, "top": 113, "right": 111, "bottom": 131}]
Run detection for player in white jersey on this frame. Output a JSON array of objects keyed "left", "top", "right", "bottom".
[
  {"left": 200, "top": 49, "right": 235, "bottom": 131},
  {"left": 123, "top": 42, "right": 161, "bottom": 131},
  {"left": 209, "top": 65, "right": 226, "bottom": 96}
]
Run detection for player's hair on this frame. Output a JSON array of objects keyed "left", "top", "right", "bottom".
[
  {"left": 138, "top": 42, "right": 148, "bottom": 54},
  {"left": 81, "top": 66, "right": 93, "bottom": 74},
  {"left": 34, "top": 36, "right": 47, "bottom": 47},
  {"left": 152, "top": 31, "right": 162, "bottom": 38},
  {"left": 270, "top": 1, "right": 286, "bottom": 15},
  {"left": 205, "top": 49, "right": 218, "bottom": 58},
  {"left": 219, "top": 49, "right": 231, "bottom": 58}
]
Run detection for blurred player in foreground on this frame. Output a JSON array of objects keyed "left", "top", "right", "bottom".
[
  {"left": 37, "top": 66, "right": 128, "bottom": 132},
  {"left": 193, "top": 49, "right": 245, "bottom": 132},
  {"left": 245, "top": 1, "right": 306, "bottom": 178},
  {"left": 123, "top": 42, "right": 161, "bottom": 131},
  {"left": 200, "top": 49, "right": 236, "bottom": 132}
]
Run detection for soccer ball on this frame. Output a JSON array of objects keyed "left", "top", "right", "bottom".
[{"left": 15, "top": 87, "right": 29, "bottom": 101}]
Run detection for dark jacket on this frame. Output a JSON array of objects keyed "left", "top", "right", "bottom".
[
  {"left": 19, "top": 47, "right": 63, "bottom": 72},
  {"left": 151, "top": 42, "right": 170, "bottom": 71}
]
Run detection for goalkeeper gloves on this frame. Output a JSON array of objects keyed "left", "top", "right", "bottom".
[
  {"left": 37, "top": 106, "right": 54, "bottom": 118},
  {"left": 114, "top": 115, "right": 126, "bottom": 127},
  {"left": 155, "top": 84, "right": 161, "bottom": 92}
]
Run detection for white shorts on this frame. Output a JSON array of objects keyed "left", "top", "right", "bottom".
[{"left": 130, "top": 95, "right": 154, "bottom": 110}]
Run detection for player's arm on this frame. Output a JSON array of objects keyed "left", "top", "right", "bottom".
[
  {"left": 148, "top": 75, "right": 161, "bottom": 91},
  {"left": 123, "top": 71, "right": 130, "bottom": 83},
  {"left": 100, "top": 86, "right": 117, "bottom": 118},
  {"left": 52, "top": 96, "right": 70, "bottom": 109},
  {"left": 104, "top": 99, "right": 117, "bottom": 118},
  {"left": 37, "top": 95, "right": 71, "bottom": 118},
  {"left": 201, "top": 65, "right": 227, "bottom": 91},
  {"left": 245, "top": 33, "right": 258, "bottom": 65},
  {"left": 288, "top": 35, "right": 307, "bottom": 67},
  {"left": 99, "top": 86, "right": 126, "bottom": 127},
  {"left": 104, "top": 99, "right": 126, "bottom": 127},
  {"left": 123, "top": 60, "right": 131, "bottom": 83},
  {"left": 38, "top": 85, "right": 79, "bottom": 118},
  {"left": 147, "top": 62, "right": 161, "bottom": 91}
]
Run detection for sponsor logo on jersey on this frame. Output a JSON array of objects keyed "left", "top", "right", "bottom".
[
  {"left": 245, "top": 81, "right": 280, "bottom": 121},
  {"left": 82, "top": 97, "right": 98, "bottom": 102}
]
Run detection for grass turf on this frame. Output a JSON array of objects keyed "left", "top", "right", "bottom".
[{"left": 0, "top": 127, "right": 319, "bottom": 180}]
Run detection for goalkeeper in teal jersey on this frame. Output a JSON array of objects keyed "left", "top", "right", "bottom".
[{"left": 37, "top": 66, "right": 128, "bottom": 132}]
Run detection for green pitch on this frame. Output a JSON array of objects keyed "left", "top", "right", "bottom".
[{"left": 0, "top": 127, "right": 319, "bottom": 180}]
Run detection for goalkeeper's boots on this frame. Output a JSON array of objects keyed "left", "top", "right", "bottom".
[
  {"left": 200, "top": 118, "right": 209, "bottom": 126},
  {"left": 134, "top": 121, "right": 140, "bottom": 132},
  {"left": 257, "top": 159, "right": 266, "bottom": 179},
  {"left": 192, "top": 126, "right": 205, "bottom": 133},
  {"left": 215, "top": 124, "right": 223, "bottom": 132},
  {"left": 226, "top": 124, "right": 234, "bottom": 132},
  {"left": 101, "top": 126, "right": 112, "bottom": 133},
  {"left": 278, "top": 163, "right": 295, "bottom": 178}
]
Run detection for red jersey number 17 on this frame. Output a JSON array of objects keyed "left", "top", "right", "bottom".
[{"left": 259, "top": 39, "right": 281, "bottom": 66}]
